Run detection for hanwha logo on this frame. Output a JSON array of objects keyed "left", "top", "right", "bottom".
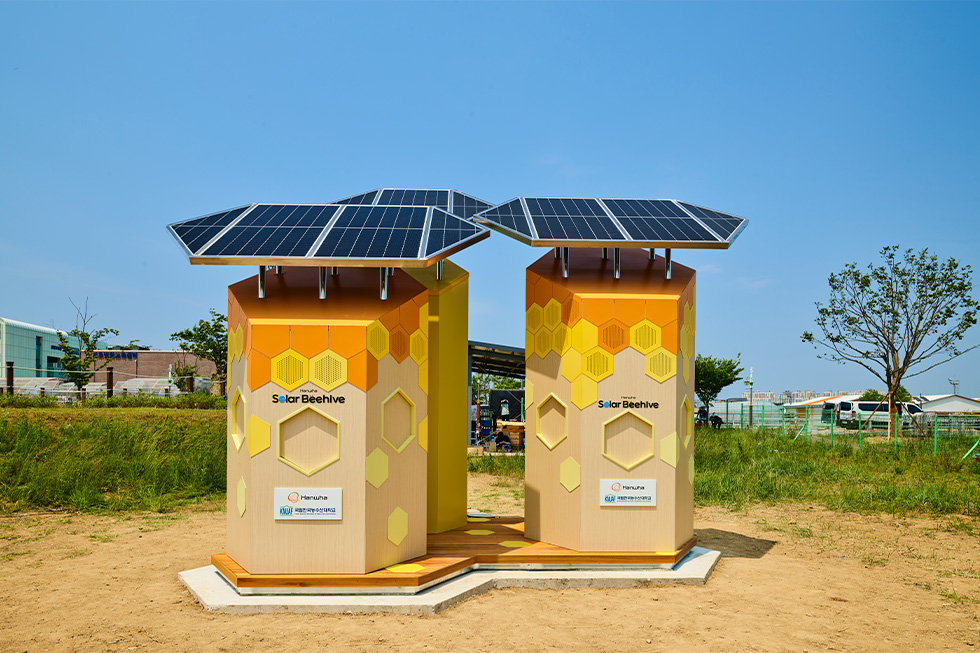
[
  {"left": 287, "top": 492, "right": 300, "bottom": 503},
  {"left": 611, "top": 483, "right": 622, "bottom": 492}
]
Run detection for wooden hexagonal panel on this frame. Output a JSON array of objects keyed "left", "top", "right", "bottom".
[
  {"left": 382, "top": 388, "right": 416, "bottom": 453},
  {"left": 277, "top": 406, "right": 341, "bottom": 476},
  {"left": 602, "top": 410, "right": 655, "bottom": 471},
  {"left": 536, "top": 394, "right": 567, "bottom": 450}
]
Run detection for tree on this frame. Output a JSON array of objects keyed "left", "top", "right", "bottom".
[
  {"left": 57, "top": 298, "right": 119, "bottom": 392},
  {"left": 471, "top": 373, "right": 522, "bottom": 406},
  {"left": 694, "top": 354, "right": 744, "bottom": 415},
  {"left": 170, "top": 309, "right": 228, "bottom": 395},
  {"left": 802, "top": 246, "right": 978, "bottom": 435},
  {"left": 857, "top": 386, "right": 912, "bottom": 403}
]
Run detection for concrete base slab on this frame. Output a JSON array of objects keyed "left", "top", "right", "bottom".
[{"left": 179, "top": 546, "right": 720, "bottom": 615}]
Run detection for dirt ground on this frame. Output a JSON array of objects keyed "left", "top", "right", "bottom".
[{"left": 1, "top": 475, "right": 978, "bottom": 653}]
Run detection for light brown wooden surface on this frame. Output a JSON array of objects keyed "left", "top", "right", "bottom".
[{"left": 213, "top": 518, "right": 696, "bottom": 589}]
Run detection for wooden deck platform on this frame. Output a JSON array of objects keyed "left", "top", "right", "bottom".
[{"left": 213, "top": 518, "right": 696, "bottom": 591}]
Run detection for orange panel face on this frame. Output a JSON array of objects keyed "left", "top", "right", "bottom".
[
  {"left": 599, "top": 319, "right": 629, "bottom": 354},
  {"left": 328, "top": 325, "right": 366, "bottom": 358},
  {"left": 380, "top": 306, "right": 400, "bottom": 330},
  {"left": 646, "top": 299, "right": 679, "bottom": 327},
  {"left": 290, "top": 325, "right": 329, "bottom": 358},
  {"left": 552, "top": 284, "right": 571, "bottom": 305},
  {"left": 399, "top": 300, "right": 420, "bottom": 334},
  {"left": 247, "top": 350, "right": 271, "bottom": 390},
  {"left": 347, "top": 349, "right": 378, "bottom": 392},
  {"left": 244, "top": 321, "right": 252, "bottom": 357},
  {"left": 250, "top": 324, "right": 290, "bottom": 358},
  {"left": 526, "top": 279, "right": 535, "bottom": 309},
  {"left": 389, "top": 326, "right": 410, "bottom": 363},
  {"left": 562, "top": 295, "right": 582, "bottom": 327},
  {"left": 614, "top": 299, "right": 645, "bottom": 326},
  {"left": 534, "top": 277, "right": 554, "bottom": 308},
  {"left": 582, "top": 298, "right": 614, "bottom": 325},
  {"left": 660, "top": 322, "right": 678, "bottom": 354}
]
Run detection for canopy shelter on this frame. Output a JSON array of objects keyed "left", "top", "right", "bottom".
[{"left": 468, "top": 340, "right": 525, "bottom": 379}]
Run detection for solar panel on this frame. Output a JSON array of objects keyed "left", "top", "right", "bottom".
[
  {"left": 472, "top": 198, "right": 748, "bottom": 249},
  {"left": 167, "top": 202, "right": 490, "bottom": 267},
  {"left": 330, "top": 188, "right": 493, "bottom": 220}
]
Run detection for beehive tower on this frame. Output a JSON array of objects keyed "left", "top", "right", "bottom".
[
  {"left": 523, "top": 248, "right": 696, "bottom": 554},
  {"left": 225, "top": 267, "right": 429, "bottom": 574}
]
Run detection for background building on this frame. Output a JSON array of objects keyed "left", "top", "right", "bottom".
[{"left": 0, "top": 317, "right": 102, "bottom": 378}]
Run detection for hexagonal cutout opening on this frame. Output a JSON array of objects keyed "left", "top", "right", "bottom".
[
  {"left": 230, "top": 387, "right": 246, "bottom": 451},
  {"left": 602, "top": 410, "right": 655, "bottom": 471},
  {"left": 382, "top": 388, "right": 416, "bottom": 453},
  {"left": 536, "top": 393, "right": 567, "bottom": 450},
  {"left": 277, "top": 406, "right": 340, "bottom": 476}
]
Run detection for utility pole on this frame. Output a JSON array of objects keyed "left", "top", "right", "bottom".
[{"left": 745, "top": 367, "right": 754, "bottom": 428}]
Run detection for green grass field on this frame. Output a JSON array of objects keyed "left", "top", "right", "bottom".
[{"left": 2, "top": 407, "right": 977, "bottom": 518}]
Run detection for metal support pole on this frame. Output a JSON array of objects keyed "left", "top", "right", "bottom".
[
  {"left": 331, "top": 267, "right": 339, "bottom": 276},
  {"left": 276, "top": 266, "right": 283, "bottom": 274},
  {"left": 380, "top": 267, "right": 388, "bottom": 301},
  {"left": 601, "top": 248, "right": 608, "bottom": 260},
  {"left": 436, "top": 260, "right": 444, "bottom": 281},
  {"left": 555, "top": 247, "right": 560, "bottom": 259},
  {"left": 258, "top": 266, "right": 266, "bottom": 299},
  {"left": 388, "top": 267, "right": 394, "bottom": 277},
  {"left": 107, "top": 366, "right": 114, "bottom": 399},
  {"left": 613, "top": 248, "right": 621, "bottom": 279},
  {"left": 319, "top": 266, "right": 327, "bottom": 300},
  {"left": 649, "top": 247, "right": 655, "bottom": 260},
  {"left": 933, "top": 413, "right": 938, "bottom": 456},
  {"left": 561, "top": 247, "right": 569, "bottom": 279},
  {"left": 664, "top": 248, "right": 672, "bottom": 279},
  {"left": 6, "top": 362, "right": 13, "bottom": 395}
]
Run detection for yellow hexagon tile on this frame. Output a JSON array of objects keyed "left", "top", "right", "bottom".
[
  {"left": 646, "top": 347, "right": 676, "bottom": 382},
  {"left": 418, "top": 415, "right": 429, "bottom": 452},
  {"left": 410, "top": 331, "right": 428, "bottom": 365},
  {"left": 366, "top": 320, "right": 389, "bottom": 360},
  {"left": 246, "top": 415, "right": 271, "bottom": 457},
  {"left": 230, "top": 387, "right": 246, "bottom": 451},
  {"left": 525, "top": 380, "right": 533, "bottom": 406},
  {"left": 236, "top": 476, "right": 246, "bottom": 517},
  {"left": 552, "top": 324, "right": 571, "bottom": 355},
  {"left": 418, "top": 302, "right": 429, "bottom": 337},
  {"left": 687, "top": 454, "right": 695, "bottom": 485},
  {"left": 309, "top": 350, "right": 347, "bottom": 392},
  {"left": 365, "top": 447, "right": 389, "bottom": 489},
  {"left": 525, "top": 329, "right": 534, "bottom": 360},
  {"left": 387, "top": 507, "right": 409, "bottom": 546},
  {"left": 571, "top": 319, "right": 598, "bottom": 353},
  {"left": 271, "top": 349, "right": 308, "bottom": 391},
  {"left": 386, "top": 563, "right": 425, "bottom": 573},
  {"left": 629, "top": 320, "right": 662, "bottom": 354},
  {"left": 526, "top": 304, "right": 544, "bottom": 333},
  {"left": 660, "top": 432, "right": 678, "bottom": 468},
  {"left": 534, "top": 328, "right": 552, "bottom": 359},
  {"left": 682, "top": 396, "right": 693, "bottom": 449},
  {"left": 418, "top": 359, "right": 429, "bottom": 394},
  {"left": 498, "top": 540, "right": 532, "bottom": 548},
  {"left": 468, "top": 517, "right": 490, "bottom": 523},
  {"left": 465, "top": 529, "right": 494, "bottom": 536},
  {"left": 561, "top": 349, "right": 582, "bottom": 382},
  {"left": 559, "top": 457, "right": 581, "bottom": 492},
  {"left": 570, "top": 376, "right": 597, "bottom": 410},
  {"left": 543, "top": 298, "right": 562, "bottom": 330},
  {"left": 581, "top": 346, "right": 614, "bottom": 382}
]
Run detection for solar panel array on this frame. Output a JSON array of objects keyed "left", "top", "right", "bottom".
[
  {"left": 167, "top": 202, "right": 489, "bottom": 266},
  {"left": 332, "top": 188, "right": 493, "bottom": 219},
  {"left": 472, "top": 198, "right": 747, "bottom": 248}
]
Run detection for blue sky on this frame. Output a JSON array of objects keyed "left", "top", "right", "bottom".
[{"left": 2, "top": 1, "right": 978, "bottom": 397}]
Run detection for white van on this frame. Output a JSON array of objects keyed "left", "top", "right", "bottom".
[{"left": 836, "top": 399, "right": 922, "bottom": 429}]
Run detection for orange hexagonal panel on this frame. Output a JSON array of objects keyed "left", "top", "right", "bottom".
[
  {"left": 380, "top": 306, "right": 400, "bottom": 330},
  {"left": 552, "top": 283, "right": 571, "bottom": 305},
  {"left": 534, "top": 277, "right": 554, "bottom": 308},
  {"left": 250, "top": 324, "right": 290, "bottom": 357},
  {"left": 525, "top": 279, "right": 535, "bottom": 309},
  {"left": 399, "top": 300, "right": 420, "bottom": 334},
  {"left": 646, "top": 299, "right": 679, "bottom": 326},
  {"left": 328, "top": 325, "right": 366, "bottom": 358},
  {"left": 582, "top": 298, "right": 614, "bottom": 325},
  {"left": 661, "top": 324, "right": 678, "bottom": 354},
  {"left": 389, "top": 326, "right": 410, "bottom": 363},
  {"left": 290, "top": 325, "right": 329, "bottom": 358},
  {"left": 614, "top": 299, "right": 645, "bottom": 326},
  {"left": 347, "top": 349, "right": 378, "bottom": 392},
  {"left": 562, "top": 295, "right": 582, "bottom": 327},
  {"left": 599, "top": 319, "right": 629, "bottom": 354},
  {"left": 247, "top": 350, "right": 271, "bottom": 391},
  {"left": 242, "top": 320, "right": 251, "bottom": 357}
]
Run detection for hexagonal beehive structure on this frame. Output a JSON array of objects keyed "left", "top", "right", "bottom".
[
  {"left": 225, "top": 266, "right": 428, "bottom": 574},
  {"left": 524, "top": 248, "right": 696, "bottom": 554}
]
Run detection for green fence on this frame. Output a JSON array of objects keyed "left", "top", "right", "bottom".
[{"left": 708, "top": 403, "right": 980, "bottom": 460}]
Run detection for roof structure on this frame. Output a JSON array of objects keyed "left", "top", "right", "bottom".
[
  {"left": 468, "top": 340, "right": 526, "bottom": 379},
  {"left": 333, "top": 188, "right": 494, "bottom": 220},
  {"left": 166, "top": 202, "right": 490, "bottom": 268},
  {"left": 472, "top": 197, "right": 748, "bottom": 249}
]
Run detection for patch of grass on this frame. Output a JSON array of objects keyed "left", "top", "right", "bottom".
[
  {"left": 467, "top": 453, "right": 525, "bottom": 478},
  {"left": 695, "top": 428, "right": 980, "bottom": 517},
  {"left": 0, "top": 409, "right": 225, "bottom": 513},
  {"left": 87, "top": 528, "right": 117, "bottom": 543}
]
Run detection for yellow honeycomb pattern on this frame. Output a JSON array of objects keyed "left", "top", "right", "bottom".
[
  {"left": 629, "top": 320, "right": 662, "bottom": 354},
  {"left": 410, "top": 331, "right": 428, "bottom": 365},
  {"left": 559, "top": 456, "right": 581, "bottom": 492},
  {"left": 271, "top": 349, "right": 308, "bottom": 391},
  {"left": 543, "top": 298, "right": 562, "bottom": 330},
  {"left": 309, "top": 350, "right": 347, "bottom": 392},
  {"left": 366, "top": 320, "right": 389, "bottom": 360},
  {"left": 387, "top": 507, "right": 409, "bottom": 546},
  {"left": 645, "top": 347, "right": 676, "bottom": 382},
  {"left": 582, "top": 347, "right": 614, "bottom": 382}
]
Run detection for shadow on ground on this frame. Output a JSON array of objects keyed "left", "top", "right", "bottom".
[{"left": 695, "top": 528, "right": 776, "bottom": 558}]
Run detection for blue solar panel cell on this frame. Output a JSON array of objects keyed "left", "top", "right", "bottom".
[
  {"left": 334, "top": 190, "right": 379, "bottom": 205},
  {"left": 677, "top": 202, "right": 744, "bottom": 240},
  {"left": 451, "top": 191, "right": 492, "bottom": 220},
  {"left": 524, "top": 198, "right": 624, "bottom": 241},
  {"left": 314, "top": 206, "right": 428, "bottom": 259},
  {"left": 425, "top": 209, "right": 483, "bottom": 256},
  {"left": 171, "top": 206, "right": 251, "bottom": 254},
  {"left": 475, "top": 199, "right": 532, "bottom": 236}
]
